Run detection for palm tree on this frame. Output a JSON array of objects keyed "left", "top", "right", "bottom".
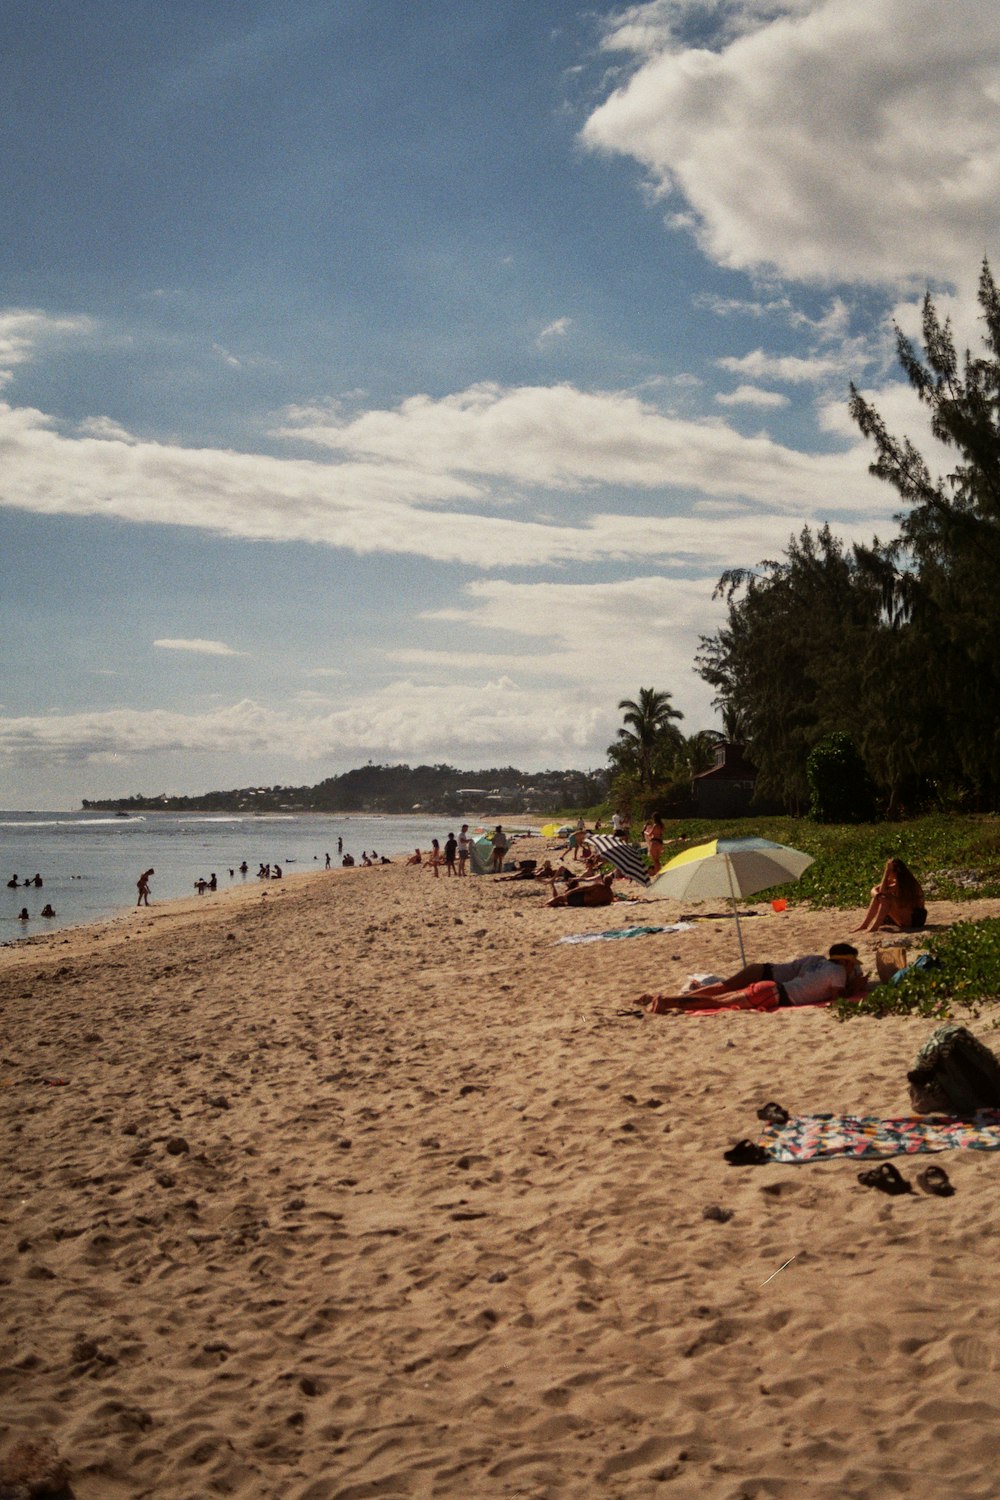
[
  {"left": 614, "top": 687, "right": 684, "bottom": 791},
  {"left": 678, "top": 728, "right": 725, "bottom": 778}
]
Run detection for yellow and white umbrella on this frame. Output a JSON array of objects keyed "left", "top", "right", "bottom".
[{"left": 646, "top": 836, "right": 814, "bottom": 963}]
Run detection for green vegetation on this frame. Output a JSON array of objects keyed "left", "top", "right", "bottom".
[
  {"left": 697, "top": 261, "right": 1000, "bottom": 817},
  {"left": 834, "top": 918, "right": 1000, "bottom": 1022},
  {"left": 646, "top": 812, "right": 1000, "bottom": 907},
  {"left": 83, "top": 763, "right": 610, "bottom": 816}
]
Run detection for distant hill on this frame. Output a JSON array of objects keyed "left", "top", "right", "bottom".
[{"left": 83, "top": 762, "right": 610, "bottom": 816}]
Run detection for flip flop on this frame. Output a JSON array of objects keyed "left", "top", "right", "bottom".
[
  {"left": 916, "top": 1164, "right": 955, "bottom": 1197},
  {"left": 756, "top": 1101, "right": 790, "bottom": 1125},
  {"left": 724, "top": 1139, "right": 770, "bottom": 1166},
  {"left": 858, "top": 1162, "right": 912, "bottom": 1195}
]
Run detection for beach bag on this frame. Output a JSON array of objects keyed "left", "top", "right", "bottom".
[
  {"left": 876, "top": 944, "right": 911, "bottom": 982},
  {"left": 907, "top": 1024, "right": 1000, "bottom": 1115}
]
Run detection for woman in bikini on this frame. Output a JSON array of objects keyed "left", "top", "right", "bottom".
[
  {"left": 855, "top": 857, "right": 926, "bottom": 931},
  {"left": 643, "top": 812, "right": 665, "bottom": 878}
]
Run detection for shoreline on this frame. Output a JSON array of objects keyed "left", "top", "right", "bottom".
[{"left": 4, "top": 849, "right": 1000, "bottom": 1496}]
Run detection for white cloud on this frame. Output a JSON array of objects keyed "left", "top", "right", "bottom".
[
  {"left": 0, "top": 380, "right": 896, "bottom": 573},
  {"left": 77, "top": 415, "right": 138, "bottom": 443},
  {"left": 153, "top": 638, "right": 245, "bottom": 657},
  {"left": 583, "top": 0, "right": 1000, "bottom": 286},
  {"left": 538, "top": 317, "right": 572, "bottom": 345},
  {"left": 0, "top": 309, "right": 93, "bottom": 387},
  {"left": 717, "top": 349, "right": 851, "bottom": 384},
  {"left": 715, "top": 384, "right": 788, "bottom": 408}
]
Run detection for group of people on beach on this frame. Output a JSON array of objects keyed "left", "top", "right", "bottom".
[
  {"left": 407, "top": 824, "right": 512, "bottom": 878},
  {"left": 530, "top": 818, "right": 930, "bottom": 1011}
]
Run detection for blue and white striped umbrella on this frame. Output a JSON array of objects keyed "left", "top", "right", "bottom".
[{"left": 586, "top": 832, "right": 650, "bottom": 886}]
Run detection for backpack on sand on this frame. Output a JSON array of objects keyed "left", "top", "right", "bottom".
[{"left": 907, "top": 1024, "right": 1000, "bottom": 1115}]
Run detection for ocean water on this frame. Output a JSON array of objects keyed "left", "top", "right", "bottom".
[{"left": 0, "top": 811, "right": 520, "bottom": 944}]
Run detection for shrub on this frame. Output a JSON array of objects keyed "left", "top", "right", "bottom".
[
  {"left": 807, "top": 733, "right": 876, "bottom": 823},
  {"left": 835, "top": 917, "right": 1000, "bottom": 1020}
]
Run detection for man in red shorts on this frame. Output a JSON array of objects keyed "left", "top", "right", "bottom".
[{"left": 640, "top": 943, "right": 865, "bottom": 1013}]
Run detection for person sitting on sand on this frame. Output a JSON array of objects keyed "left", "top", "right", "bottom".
[
  {"left": 546, "top": 873, "right": 616, "bottom": 908},
  {"left": 855, "top": 858, "right": 926, "bottom": 932},
  {"left": 640, "top": 943, "right": 866, "bottom": 1013},
  {"left": 406, "top": 848, "right": 422, "bottom": 865},
  {"left": 534, "top": 860, "right": 572, "bottom": 882}
]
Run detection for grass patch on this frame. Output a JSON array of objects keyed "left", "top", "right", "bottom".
[
  {"left": 833, "top": 917, "right": 1000, "bottom": 1021},
  {"left": 643, "top": 812, "right": 1000, "bottom": 907}
]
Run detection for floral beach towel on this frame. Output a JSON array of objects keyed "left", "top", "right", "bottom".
[{"left": 758, "top": 1110, "right": 1000, "bottom": 1162}]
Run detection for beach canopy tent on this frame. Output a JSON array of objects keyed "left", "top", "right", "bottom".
[
  {"left": 540, "top": 822, "right": 563, "bottom": 837},
  {"left": 469, "top": 836, "right": 496, "bottom": 875},
  {"left": 646, "top": 836, "right": 814, "bottom": 964},
  {"left": 586, "top": 832, "right": 650, "bottom": 886}
]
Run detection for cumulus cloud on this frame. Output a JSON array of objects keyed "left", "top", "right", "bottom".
[
  {"left": 0, "top": 309, "right": 93, "bottom": 387},
  {"left": 0, "top": 686, "right": 616, "bottom": 773},
  {"left": 0, "top": 380, "right": 896, "bottom": 573},
  {"left": 583, "top": 0, "right": 1000, "bottom": 286},
  {"left": 153, "top": 638, "right": 245, "bottom": 656},
  {"left": 717, "top": 350, "right": 852, "bottom": 383},
  {"left": 715, "top": 384, "right": 788, "bottom": 408},
  {"left": 0, "top": 576, "right": 748, "bottom": 775}
]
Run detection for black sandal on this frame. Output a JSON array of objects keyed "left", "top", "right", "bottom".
[
  {"left": 724, "top": 1139, "right": 770, "bottom": 1166},
  {"left": 858, "top": 1162, "right": 912, "bottom": 1195},
  {"left": 756, "top": 1101, "right": 790, "bottom": 1125},
  {"left": 916, "top": 1164, "right": 955, "bottom": 1196}
]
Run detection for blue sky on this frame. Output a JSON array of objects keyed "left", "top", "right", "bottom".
[{"left": 2, "top": 0, "right": 997, "bottom": 807}]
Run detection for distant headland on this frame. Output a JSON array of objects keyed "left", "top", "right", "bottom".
[{"left": 82, "top": 762, "right": 610, "bottom": 817}]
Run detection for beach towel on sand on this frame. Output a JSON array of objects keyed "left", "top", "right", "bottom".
[
  {"left": 753, "top": 1111, "right": 1000, "bottom": 1163},
  {"left": 556, "top": 923, "right": 693, "bottom": 945}
]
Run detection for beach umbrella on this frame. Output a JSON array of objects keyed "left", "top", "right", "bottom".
[
  {"left": 645, "top": 836, "right": 814, "bottom": 965},
  {"left": 586, "top": 832, "right": 650, "bottom": 886},
  {"left": 540, "top": 822, "right": 562, "bottom": 837}
]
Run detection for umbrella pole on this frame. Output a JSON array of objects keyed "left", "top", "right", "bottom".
[{"left": 725, "top": 858, "right": 747, "bottom": 966}]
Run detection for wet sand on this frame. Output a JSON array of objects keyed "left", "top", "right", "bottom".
[{"left": 3, "top": 846, "right": 1000, "bottom": 1499}]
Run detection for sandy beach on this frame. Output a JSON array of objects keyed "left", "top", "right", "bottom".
[{"left": 3, "top": 844, "right": 1000, "bottom": 1499}]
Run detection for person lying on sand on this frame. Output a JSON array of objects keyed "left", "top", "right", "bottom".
[
  {"left": 855, "top": 858, "right": 927, "bottom": 932},
  {"left": 546, "top": 873, "right": 616, "bottom": 908},
  {"left": 640, "top": 943, "right": 865, "bottom": 1013}
]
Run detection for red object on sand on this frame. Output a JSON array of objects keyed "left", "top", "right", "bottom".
[{"left": 771, "top": 898, "right": 788, "bottom": 912}]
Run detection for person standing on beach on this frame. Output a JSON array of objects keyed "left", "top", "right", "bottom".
[
  {"left": 643, "top": 813, "right": 665, "bottom": 876},
  {"left": 457, "top": 824, "right": 470, "bottom": 876},
  {"left": 444, "top": 832, "right": 458, "bottom": 876},
  {"left": 325, "top": 852, "right": 331, "bottom": 869},
  {"left": 136, "top": 868, "right": 153, "bottom": 906},
  {"left": 491, "top": 825, "right": 508, "bottom": 872}
]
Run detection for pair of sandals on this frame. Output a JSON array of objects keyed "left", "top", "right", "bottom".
[{"left": 857, "top": 1161, "right": 954, "bottom": 1196}]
